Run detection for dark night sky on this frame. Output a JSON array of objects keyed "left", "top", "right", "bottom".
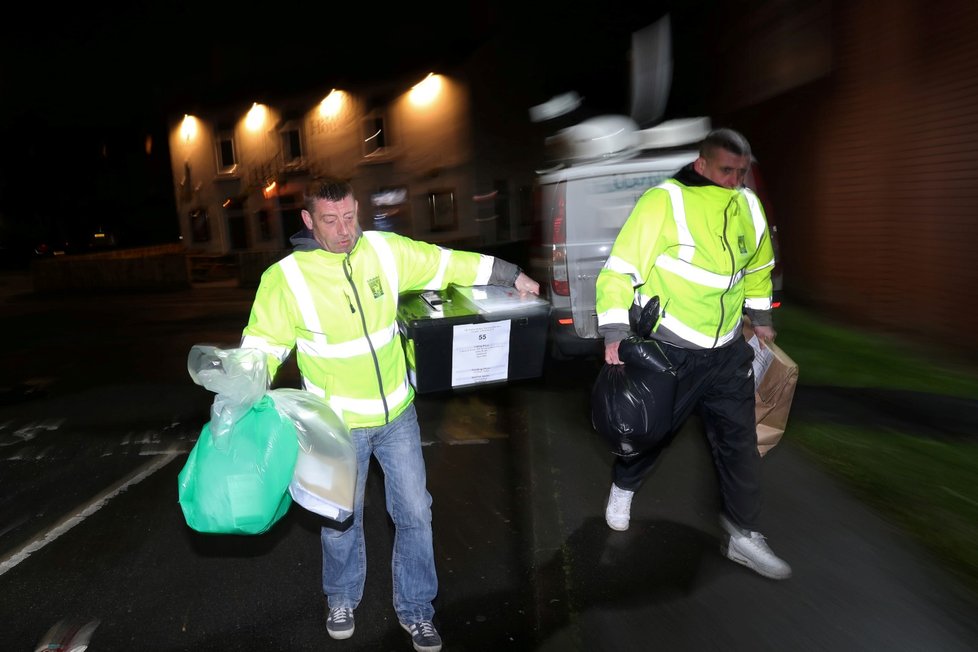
[
  {"left": 0, "top": 2, "right": 690, "bottom": 125},
  {"left": 0, "top": 3, "right": 498, "bottom": 127},
  {"left": 0, "top": 1, "right": 711, "bottom": 257}
]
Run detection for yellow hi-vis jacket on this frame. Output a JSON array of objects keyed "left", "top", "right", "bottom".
[
  {"left": 241, "top": 231, "right": 494, "bottom": 429},
  {"left": 596, "top": 179, "right": 775, "bottom": 349}
]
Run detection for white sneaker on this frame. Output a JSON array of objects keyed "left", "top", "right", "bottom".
[
  {"left": 605, "top": 484, "right": 634, "bottom": 531},
  {"left": 720, "top": 515, "right": 792, "bottom": 580}
]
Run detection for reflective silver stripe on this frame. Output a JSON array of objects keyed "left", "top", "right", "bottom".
[
  {"left": 635, "top": 292, "right": 657, "bottom": 309},
  {"left": 597, "top": 306, "right": 630, "bottom": 327},
  {"left": 297, "top": 381, "right": 343, "bottom": 423},
  {"left": 303, "top": 377, "right": 410, "bottom": 417},
  {"left": 737, "top": 190, "right": 773, "bottom": 308},
  {"left": 363, "top": 231, "right": 399, "bottom": 293},
  {"left": 741, "top": 188, "right": 766, "bottom": 248},
  {"left": 655, "top": 254, "right": 744, "bottom": 289},
  {"left": 746, "top": 259, "right": 775, "bottom": 274},
  {"left": 420, "top": 248, "right": 493, "bottom": 290},
  {"left": 296, "top": 323, "right": 398, "bottom": 359},
  {"left": 660, "top": 313, "right": 742, "bottom": 348},
  {"left": 240, "top": 334, "right": 292, "bottom": 364},
  {"left": 604, "top": 254, "right": 644, "bottom": 285},
  {"left": 278, "top": 256, "right": 326, "bottom": 347},
  {"left": 424, "top": 248, "right": 453, "bottom": 290},
  {"left": 657, "top": 182, "right": 694, "bottom": 262},
  {"left": 474, "top": 254, "right": 494, "bottom": 285}
]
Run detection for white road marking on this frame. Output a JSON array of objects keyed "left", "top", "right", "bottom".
[
  {"left": 0, "top": 452, "right": 178, "bottom": 577},
  {"left": 0, "top": 418, "right": 64, "bottom": 446}
]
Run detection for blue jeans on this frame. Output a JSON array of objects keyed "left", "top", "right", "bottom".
[{"left": 321, "top": 403, "right": 437, "bottom": 623}]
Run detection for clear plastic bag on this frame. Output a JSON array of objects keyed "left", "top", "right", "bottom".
[
  {"left": 186, "top": 345, "right": 357, "bottom": 524},
  {"left": 268, "top": 388, "right": 356, "bottom": 523},
  {"left": 187, "top": 346, "right": 269, "bottom": 451}
]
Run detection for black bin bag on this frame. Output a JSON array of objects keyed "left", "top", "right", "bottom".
[{"left": 591, "top": 299, "right": 677, "bottom": 457}]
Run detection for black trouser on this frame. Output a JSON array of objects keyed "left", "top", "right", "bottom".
[{"left": 612, "top": 336, "right": 762, "bottom": 530}]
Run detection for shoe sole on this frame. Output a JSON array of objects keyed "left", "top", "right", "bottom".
[
  {"left": 399, "top": 623, "right": 442, "bottom": 652},
  {"left": 722, "top": 542, "right": 792, "bottom": 580},
  {"left": 327, "top": 627, "right": 354, "bottom": 640},
  {"left": 606, "top": 517, "right": 629, "bottom": 531}
]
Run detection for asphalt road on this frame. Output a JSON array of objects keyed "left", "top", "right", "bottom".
[{"left": 1, "top": 275, "right": 977, "bottom": 651}]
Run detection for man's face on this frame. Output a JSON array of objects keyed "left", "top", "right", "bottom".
[
  {"left": 694, "top": 149, "right": 751, "bottom": 189},
  {"left": 301, "top": 195, "right": 361, "bottom": 254}
]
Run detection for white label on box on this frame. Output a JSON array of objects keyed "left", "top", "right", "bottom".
[{"left": 451, "top": 320, "right": 511, "bottom": 387}]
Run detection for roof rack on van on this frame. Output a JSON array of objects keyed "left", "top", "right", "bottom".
[
  {"left": 543, "top": 115, "right": 712, "bottom": 167},
  {"left": 636, "top": 117, "right": 711, "bottom": 150}
]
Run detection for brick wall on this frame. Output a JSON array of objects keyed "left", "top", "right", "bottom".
[{"left": 726, "top": 0, "right": 978, "bottom": 356}]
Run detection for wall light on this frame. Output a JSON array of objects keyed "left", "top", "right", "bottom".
[
  {"left": 180, "top": 114, "right": 199, "bottom": 142},
  {"left": 319, "top": 89, "right": 345, "bottom": 119},
  {"left": 245, "top": 102, "right": 268, "bottom": 132},
  {"left": 409, "top": 73, "right": 442, "bottom": 107}
]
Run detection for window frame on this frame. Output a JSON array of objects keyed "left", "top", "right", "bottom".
[
  {"left": 362, "top": 111, "right": 391, "bottom": 158},
  {"left": 279, "top": 120, "right": 305, "bottom": 168},
  {"left": 428, "top": 189, "right": 457, "bottom": 232},
  {"left": 215, "top": 129, "right": 238, "bottom": 175}
]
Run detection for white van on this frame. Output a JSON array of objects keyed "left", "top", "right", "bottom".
[
  {"left": 527, "top": 16, "right": 782, "bottom": 358},
  {"left": 529, "top": 114, "right": 783, "bottom": 359}
]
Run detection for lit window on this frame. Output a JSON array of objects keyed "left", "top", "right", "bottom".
[{"left": 362, "top": 113, "right": 389, "bottom": 157}]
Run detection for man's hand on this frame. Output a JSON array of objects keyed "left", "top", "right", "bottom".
[
  {"left": 514, "top": 272, "right": 540, "bottom": 296},
  {"left": 753, "top": 324, "right": 777, "bottom": 349},
  {"left": 605, "top": 340, "right": 623, "bottom": 365}
]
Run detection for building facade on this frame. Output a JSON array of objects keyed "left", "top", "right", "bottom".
[{"left": 167, "top": 69, "right": 543, "bottom": 266}]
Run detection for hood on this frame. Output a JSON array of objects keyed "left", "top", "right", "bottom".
[
  {"left": 674, "top": 163, "right": 721, "bottom": 188},
  {"left": 289, "top": 228, "right": 364, "bottom": 256},
  {"left": 290, "top": 228, "right": 319, "bottom": 252}
]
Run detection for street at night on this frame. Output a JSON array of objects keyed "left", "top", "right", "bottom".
[
  {"left": 3, "top": 3, "right": 978, "bottom": 649},
  {"left": 1, "top": 277, "right": 977, "bottom": 650}
]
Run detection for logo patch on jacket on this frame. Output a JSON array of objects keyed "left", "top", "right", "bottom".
[
  {"left": 368, "top": 276, "right": 384, "bottom": 299},
  {"left": 737, "top": 235, "right": 748, "bottom": 254}
]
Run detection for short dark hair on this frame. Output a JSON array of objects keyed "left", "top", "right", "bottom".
[
  {"left": 304, "top": 176, "right": 354, "bottom": 212},
  {"left": 700, "top": 128, "right": 752, "bottom": 159}
]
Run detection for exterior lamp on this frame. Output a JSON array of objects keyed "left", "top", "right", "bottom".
[
  {"left": 409, "top": 73, "right": 442, "bottom": 106},
  {"left": 180, "top": 114, "right": 199, "bottom": 143},
  {"left": 319, "top": 89, "right": 345, "bottom": 119},
  {"left": 246, "top": 103, "right": 268, "bottom": 132}
]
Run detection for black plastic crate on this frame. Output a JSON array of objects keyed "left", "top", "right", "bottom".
[{"left": 397, "top": 285, "right": 551, "bottom": 394}]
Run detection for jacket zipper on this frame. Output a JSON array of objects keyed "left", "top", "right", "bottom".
[
  {"left": 715, "top": 196, "right": 738, "bottom": 346},
  {"left": 344, "top": 253, "right": 390, "bottom": 424}
]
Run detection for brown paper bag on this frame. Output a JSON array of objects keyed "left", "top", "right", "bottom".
[{"left": 743, "top": 323, "right": 799, "bottom": 456}]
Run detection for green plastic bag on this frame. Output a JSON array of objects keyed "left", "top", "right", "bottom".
[{"left": 177, "top": 395, "right": 299, "bottom": 535}]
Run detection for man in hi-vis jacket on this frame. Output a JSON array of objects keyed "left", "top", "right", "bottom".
[
  {"left": 242, "top": 177, "right": 540, "bottom": 651},
  {"left": 596, "top": 128, "right": 791, "bottom": 580}
]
